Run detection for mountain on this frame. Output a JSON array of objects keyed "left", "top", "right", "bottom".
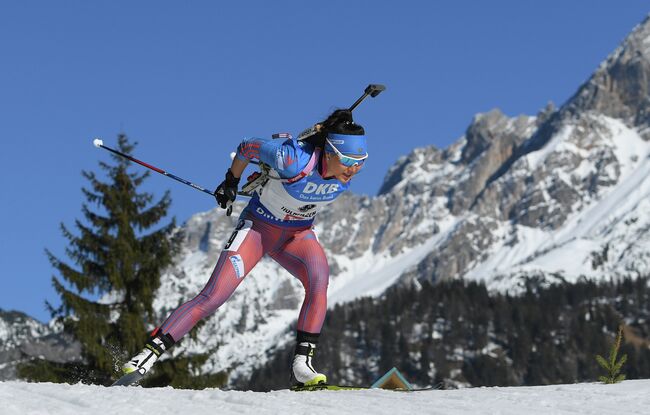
[
  {"left": 4, "top": 16, "right": 650, "bottom": 388},
  {"left": 0, "top": 309, "right": 80, "bottom": 380},
  {"left": 150, "top": 15, "right": 650, "bottom": 386}
]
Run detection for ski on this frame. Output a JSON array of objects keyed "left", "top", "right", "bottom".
[
  {"left": 111, "top": 370, "right": 145, "bottom": 387},
  {"left": 290, "top": 384, "right": 369, "bottom": 392},
  {"left": 290, "top": 382, "right": 443, "bottom": 392}
]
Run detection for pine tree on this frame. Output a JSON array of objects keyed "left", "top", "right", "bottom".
[
  {"left": 596, "top": 325, "right": 627, "bottom": 384},
  {"left": 17, "top": 134, "right": 218, "bottom": 386}
]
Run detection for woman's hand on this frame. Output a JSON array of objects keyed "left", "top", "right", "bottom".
[{"left": 214, "top": 169, "right": 240, "bottom": 210}]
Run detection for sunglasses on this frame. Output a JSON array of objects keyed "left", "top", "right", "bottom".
[{"left": 325, "top": 138, "right": 368, "bottom": 168}]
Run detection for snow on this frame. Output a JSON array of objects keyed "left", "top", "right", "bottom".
[
  {"left": 328, "top": 236, "right": 437, "bottom": 304},
  {"left": 563, "top": 118, "right": 650, "bottom": 241},
  {"left": 521, "top": 238, "right": 598, "bottom": 280},
  {"left": 524, "top": 125, "right": 574, "bottom": 170},
  {"left": 1, "top": 380, "right": 649, "bottom": 415},
  {"left": 328, "top": 215, "right": 459, "bottom": 305}
]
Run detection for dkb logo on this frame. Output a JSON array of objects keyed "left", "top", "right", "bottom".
[{"left": 302, "top": 182, "right": 339, "bottom": 195}]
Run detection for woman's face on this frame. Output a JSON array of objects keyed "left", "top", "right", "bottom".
[{"left": 323, "top": 152, "right": 365, "bottom": 183}]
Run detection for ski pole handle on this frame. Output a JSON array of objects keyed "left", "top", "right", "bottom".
[{"left": 348, "top": 84, "right": 386, "bottom": 112}]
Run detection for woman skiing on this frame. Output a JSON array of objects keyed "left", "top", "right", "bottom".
[{"left": 122, "top": 109, "right": 368, "bottom": 387}]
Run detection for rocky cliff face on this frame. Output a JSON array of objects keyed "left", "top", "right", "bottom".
[{"left": 566, "top": 15, "right": 650, "bottom": 138}]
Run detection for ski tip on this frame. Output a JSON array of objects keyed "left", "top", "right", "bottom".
[
  {"left": 111, "top": 370, "right": 144, "bottom": 387},
  {"left": 93, "top": 138, "right": 104, "bottom": 148}
]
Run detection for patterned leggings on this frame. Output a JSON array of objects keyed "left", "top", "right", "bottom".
[{"left": 159, "top": 215, "right": 329, "bottom": 341}]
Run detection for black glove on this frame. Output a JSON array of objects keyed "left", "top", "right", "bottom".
[{"left": 214, "top": 169, "right": 240, "bottom": 209}]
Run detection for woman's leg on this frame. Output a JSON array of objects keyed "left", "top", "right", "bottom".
[
  {"left": 159, "top": 218, "right": 265, "bottom": 341},
  {"left": 270, "top": 228, "right": 329, "bottom": 334},
  {"left": 270, "top": 228, "right": 330, "bottom": 385},
  {"left": 121, "top": 217, "right": 285, "bottom": 381}
]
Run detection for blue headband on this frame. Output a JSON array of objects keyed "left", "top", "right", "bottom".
[{"left": 325, "top": 133, "right": 368, "bottom": 157}]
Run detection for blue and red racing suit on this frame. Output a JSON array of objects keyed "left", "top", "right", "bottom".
[{"left": 159, "top": 136, "right": 350, "bottom": 341}]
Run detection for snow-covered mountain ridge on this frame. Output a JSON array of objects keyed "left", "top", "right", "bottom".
[{"left": 0, "top": 310, "right": 80, "bottom": 380}]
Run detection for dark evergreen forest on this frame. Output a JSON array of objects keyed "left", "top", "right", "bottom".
[{"left": 246, "top": 276, "right": 650, "bottom": 391}]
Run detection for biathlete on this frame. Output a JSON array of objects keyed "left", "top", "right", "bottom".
[{"left": 122, "top": 109, "right": 369, "bottom": 387}]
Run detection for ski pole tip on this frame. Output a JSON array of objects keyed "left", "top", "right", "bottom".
[{"left": 93, "top": 138, "right": 104, "bottom": 148}]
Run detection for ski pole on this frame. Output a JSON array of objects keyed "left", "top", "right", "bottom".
[
  {"left": 92, "top": 138, "right": 238, "bottom": 216},
  {"left": 93, "top": 138, "right": 214, "bottom": 196}
]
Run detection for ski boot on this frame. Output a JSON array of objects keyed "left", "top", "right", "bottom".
[
  {"left": 291, "top": 331, "right": 327, "bottom": 387},
  {"left": 112, "top": 329, "right": 175, "bottom": 386}
]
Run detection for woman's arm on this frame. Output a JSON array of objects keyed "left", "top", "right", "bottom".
[
  {"left": 234, "top": 137, "right": 309, "bottom": 179},
  {"left": 228, "top": 157, "right": 249, "bottom": 179}
]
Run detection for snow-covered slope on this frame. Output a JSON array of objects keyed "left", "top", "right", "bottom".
[{"left": 1, "top": 380, "right": 648, "bottom": 415}]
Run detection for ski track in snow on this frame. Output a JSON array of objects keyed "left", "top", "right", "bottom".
[{"left": 1, "top": 380, "right": 649, "bottom": 415}]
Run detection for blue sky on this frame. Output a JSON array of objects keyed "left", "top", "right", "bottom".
[{"left": 1, "top": 1, "right": 648, "bottom": 322}]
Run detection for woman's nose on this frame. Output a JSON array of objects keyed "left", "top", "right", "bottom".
[{"left": 346, "top": 164, "right": 361, "bottom": 173}]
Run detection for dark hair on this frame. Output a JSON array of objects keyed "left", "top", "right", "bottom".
[{"left": 304, "top": 109, "right": 365, "bottom": 148}]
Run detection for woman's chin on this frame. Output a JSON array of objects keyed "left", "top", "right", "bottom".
[{"left": 337, "top": 173, "right": 353, "bottom": 183}]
